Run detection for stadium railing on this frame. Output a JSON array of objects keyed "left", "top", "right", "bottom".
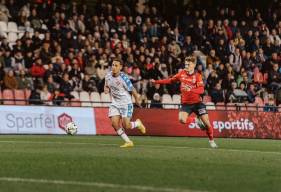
[{"left": 0, "top": 98, "right": 280, "bottom": 112}]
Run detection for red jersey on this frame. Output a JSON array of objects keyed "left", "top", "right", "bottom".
[{"left": 155, "top": 70, "right": 204, "bottom": 104}]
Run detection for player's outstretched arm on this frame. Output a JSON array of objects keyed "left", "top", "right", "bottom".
[
  {"left": 132, "top": 88, "right": 142, "bottom": 107},
  {"left": 150, "top": 78, "right": 173, "bottom": 84},
  {"left": 150, "top": 72, "right": 180, "bottom": 85}
]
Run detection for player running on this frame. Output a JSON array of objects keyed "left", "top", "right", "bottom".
[
  {"left": 151, "top": 55, "right": 218, "bottom": 148},
  {"left": 104, "top": 58, "right": 146, "bottom": 148}
]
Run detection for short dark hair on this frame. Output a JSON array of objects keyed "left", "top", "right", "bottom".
[
  {"left": 185, "top": 55, "right": 196, "bottom": 63},
  {"left": 112, "top": 58, "right": 123, "bottom": 65}
]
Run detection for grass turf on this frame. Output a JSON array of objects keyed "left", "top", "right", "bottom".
[{"left": 0, "top": 135, "right": 281, "bottom": 192}]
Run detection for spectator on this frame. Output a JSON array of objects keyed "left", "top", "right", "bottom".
[
  {"left": 16, "top": 70, "right": 32, "bottom": 89},
  {"left": 229, "top": 48, "right": 242, "bottom": 73},
  {"left": 216, "top": 63, "right": 227, "bottom": 80},
  {"left": 29, "top": 87, "right": 43, "bottom": 105},
  {"left": 268, "top": 29, "right": 281, "bottom": 45},
  {"left": 207, "top": 70, "right": 219, "bottom": 93},
  {"left": 46, "top": 75, "right": 57, "bottom": 93},
  {"left": 59, "top": 73, "right": 74, "bottom": 99},
  {"left": 52, "top": 89, "right": 64, "bottom": 106},
  {"left": 232, "top": 82, "right": 248, "bottom": 103},
  {"left": 3, "top": 50, "right": 12, "bottom": 71},
  {"left": 11, "top": 50, "right": 25, "bottom": 74},
  {"left": 206, "top": 49, "right": 220, "bottom": 66},
  {"left": 82, "top": 74, "right": 98, "bottom": 92},
  {"left": 0, "top": 3, "right": 10, "bottom": 22},
  {"left": 204, "top": 63, "right": 214, "bottom": 80},
  {"left": 96, "top": 60, "right": 109, "bottom": 92},
  {"left": 29, "top": 8, "right": 41, "bottom": 29},
  {"left": 268, "top": 63, "right": 281, "bottom": 92},
  {"left": 147, "top": 83, "right": 164, "bottom": 100},
  {"left": 210, "top": 83, "right": 225, "bottom": 104},
  {"left": 216, "top": 39, "right": 228, "bottom": 62},
  {"left": 159, "top": 64, "right": 169, "bottom": 78},
  {"left": 242, "top": 52, "right": 254, "bottom": 72},
  {"left": 31, "top": 58, "right": 45, "bottom": 78},
  {"left": 247, "top": 83, "right": 263, "bottom": 103},
  {"left": 40, "top": 85, "right": 52, "bottom": 105},
  {"left": 150, "top": 93, "right": 162, "bottom": 108},
  {"left": 4, "top": 70, "right": 18, "bottom": 89},
  {"left": 264, "top": 97, "right": 277, "bottom": 112},
  {"left": 226, "top": 81, "right": 238, "bottom": 103},
  {"left": 84, "top": 54, "right": 97, "bottom": 77},
  {"left": 40, "top": 42, "right": 52, "bottom": 65}
]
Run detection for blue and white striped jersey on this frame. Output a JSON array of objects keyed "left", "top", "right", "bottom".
[{"left": 105, "top": 72, "right": 133, "bottom": 105}]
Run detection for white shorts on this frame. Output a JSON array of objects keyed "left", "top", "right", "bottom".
[{"left": 108, "top": 104, "right": 134, "bottom": 118}]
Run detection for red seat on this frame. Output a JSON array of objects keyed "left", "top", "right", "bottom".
[
  {"left": 246, "top": 103, "right": 258, "bottom": 111},
  {"left": 263, "top": 97, "right": 269, "bottom": 104},
  {"left": 2, "top": 89, "right": 15, "bottom": 105},
  {"left": 25, "top": 89, "right": 31, "bottom": 100},
  {"left": 237, "top": 103, "right": 247, "bottom": 111},
  {"left": 255, "top": 96, "right": 264, "bottom": 106},
  {"left": 61, "top": 98, "right": 70, "bottom": 106},
  {"left": 70, "top": 99, "right": 81, "bottom": 107},
  {"left": 257, "top": 104, "right": 264, "bottom": 111},
  {"left": 226, "top": 103, "right": 237, "bottom": 111},
  {"left": 14, "top": 89, "right": 26, "bottom": 105},
  {"left": 216, "top": 102, "right": 226, "bottom": 110}
]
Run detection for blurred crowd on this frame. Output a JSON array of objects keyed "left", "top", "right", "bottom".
[{"left": 0, "top": 0, "right": 280, "bottom": 107}]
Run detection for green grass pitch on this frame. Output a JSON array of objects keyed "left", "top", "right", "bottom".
[{"left": 0, "top": 135, "right": 281, "bottom": 192}]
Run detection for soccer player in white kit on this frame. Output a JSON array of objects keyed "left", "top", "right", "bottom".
[{"left": 104, "top": 58, "right": 146, "bottom": 148}]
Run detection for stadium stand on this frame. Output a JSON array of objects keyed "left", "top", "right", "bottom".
[
  {"left": 172, "top": 94, "right": 181, "bottom": 105},
  {"left": 2, "top": 89, "right": 14, "bottom": 105},
  {"left": 79, "top": 91, "right": 91, "bottom": 107},
  {"left": 70, "top": 98, "right": 81, "bottom": 107},
  {"left": 100, "top": 92, "right": 111, "bottom": 107},
  {"left": 162, "top": 94, "right": 174, "bottom": 109},
  {"left": 90, "top": 91, "right": 102, "bottom": 107},
  {"left": 0, "top": 0, "right": 279, "bottom": 111},
  {"left": 14, "top": 89, "right": 26, "bottom": 105}
]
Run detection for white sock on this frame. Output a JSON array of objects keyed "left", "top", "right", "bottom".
[
  {"left": 130, "top": 121, "right": 138, "bottom": 129},
  {"left": 117, "top": 128, "right": 131, "bottom": 142}
]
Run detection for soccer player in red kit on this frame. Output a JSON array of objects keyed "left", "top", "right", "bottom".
[{"left": 151, "top": 55, "right": 218, "bottom": 148}]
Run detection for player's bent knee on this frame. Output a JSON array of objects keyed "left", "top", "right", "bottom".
[{"left": 179, "top": 117, "right": 186, "bottom": 124}]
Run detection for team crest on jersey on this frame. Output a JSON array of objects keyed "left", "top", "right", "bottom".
[{"left": 192, "top": 76, "right": 196, "bottom": 83}]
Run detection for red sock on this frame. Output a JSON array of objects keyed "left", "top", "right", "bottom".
[
  {"left": 206, "top": 125, "right": 214, "bottom": 140},
  {"left": 186, "top": 116, "right": 195, "bottom": 124}
]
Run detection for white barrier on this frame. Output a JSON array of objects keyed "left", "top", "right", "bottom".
[{"left": 0, "top": 106, "right": 96, "bottom": 135}]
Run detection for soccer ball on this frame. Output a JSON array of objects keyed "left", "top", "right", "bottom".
[{"left": 65, "top": 122, "right": 78, "bottom": 135}]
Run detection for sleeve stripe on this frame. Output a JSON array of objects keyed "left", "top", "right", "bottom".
[{"left": 120, "top": 73, "right": 133, "bottom": 91}]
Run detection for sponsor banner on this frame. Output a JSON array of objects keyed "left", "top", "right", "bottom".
[
  {"left": 95, "top": 108, "right": 281, "bottom": 139},
  {"left": 0, "top": 106, "right": 96, "bottom": 135},
  {"left": 95, "top": 108, "right": 116, "bottom": 135}
]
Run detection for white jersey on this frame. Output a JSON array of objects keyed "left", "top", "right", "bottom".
[{"left": 105, "top": 72, "right": 133, "bottom": 106}]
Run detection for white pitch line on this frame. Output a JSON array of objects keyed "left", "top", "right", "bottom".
[
  {"left": 0, "top": 140, "right": 281, "bottom": 155},
  {"left": 0, "top": 177, "right": 206, "bottom": 192}
]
